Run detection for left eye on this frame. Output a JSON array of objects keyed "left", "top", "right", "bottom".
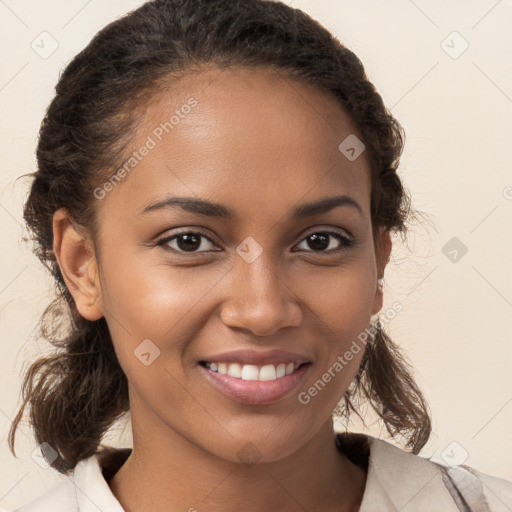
[
  {"left": 156, "top": 230, "right": 354, "bottom": 254},
  {"left": 295, "top": 231, "right": 354, "bottom": 253}
]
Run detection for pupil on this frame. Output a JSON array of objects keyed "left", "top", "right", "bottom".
[
  {"left": 308, "top": 233, "right": 329, "bottom": 251},
  {"left": 178, "top": 234, "right": 201, "bottom": 251}
]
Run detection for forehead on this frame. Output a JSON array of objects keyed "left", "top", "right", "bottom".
[{"left": 97, "top": 64, "right": 371, "bottom": 221}]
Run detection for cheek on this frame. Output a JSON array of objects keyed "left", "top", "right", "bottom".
[
  {"left": 97, "top": 252, "right": 237, "bottom": 396},
  {"left": 100, "top": 249, "right": 225, "bottom": 340},
  {"left": 299, "top": 261, "right": 376, "bottom": 391},
  {"left": 303, "top": 257, "right": 377, "bottom": 335}
]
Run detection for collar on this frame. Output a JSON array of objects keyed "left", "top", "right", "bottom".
[{"left": 72, "top": 451, "right": 126, "bottom": 512}]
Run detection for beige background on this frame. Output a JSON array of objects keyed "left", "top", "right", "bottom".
[{"left": 1, "top": 0, "right": 511, "bottom": 509}]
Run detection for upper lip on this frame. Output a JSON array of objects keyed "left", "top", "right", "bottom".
[{"left": 199, "top": 348, "right": 312, "bottom": 367}]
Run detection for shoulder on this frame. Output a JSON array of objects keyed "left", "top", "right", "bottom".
[
  {"left": 7, "top": 478, "right": 77, "bottom": 512},
  {"left": 453, "top": 464, "right": 512, "bottom": 512},
  {"left": 367, "top": 435, "right": 512, "bottom": 511},
  {"left": 7, "top": 448, "right": 130, "bottom": 512},
  {"left": 337, "top": 432, "right": 512, "bottom": 511}
]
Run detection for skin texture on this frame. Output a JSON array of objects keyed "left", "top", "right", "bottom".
[{"left": 53, "top": 65, "right": 392, "bottom": 512}]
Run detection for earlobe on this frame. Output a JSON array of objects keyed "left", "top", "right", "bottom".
[{"left": 52, "top": 208, "right": 104, "bottom": 321}]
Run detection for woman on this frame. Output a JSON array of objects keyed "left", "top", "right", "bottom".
[{"left": 7, "top": 0, "right": 512, "bottom": 511}]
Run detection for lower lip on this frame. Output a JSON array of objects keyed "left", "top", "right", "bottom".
[{"left": 199, "top": 363, "right": 312, "bottom": 405}]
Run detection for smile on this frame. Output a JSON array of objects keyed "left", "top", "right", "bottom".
[{"left": 199, "top": 361, "right": 312, "bottom": 405}]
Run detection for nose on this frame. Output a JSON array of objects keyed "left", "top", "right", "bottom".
[{"left": 219, "top": 253, "right": 302, "bottom": 337}]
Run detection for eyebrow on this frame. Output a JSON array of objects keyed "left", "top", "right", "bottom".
[{"left": 140, "top": 194, "right": 363, "bottom": 219}]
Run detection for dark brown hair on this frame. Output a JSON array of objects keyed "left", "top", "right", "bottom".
[{"left": 10, "top": 0, "right": 431, "bottom": 475}]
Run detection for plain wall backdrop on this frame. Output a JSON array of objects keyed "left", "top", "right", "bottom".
[{"left": 1, "top": 0, "right": 511, "bottom": 509}]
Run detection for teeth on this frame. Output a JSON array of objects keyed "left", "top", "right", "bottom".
[
  {"left": 227, "top": 363, "right": 242, "bottom": 378},
  {"left": 259, "top": 364, "right": 276, "bottom": 381},
  {"left": 206, "top": 361, "right": 303, "bottom": 381},
  {"left": 241, "top": 364, "right": 259, "bottom": 380}
]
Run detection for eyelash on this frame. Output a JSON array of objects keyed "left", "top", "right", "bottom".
[{"left": 155, "top": 229, "right": 356, "bottom": 255}]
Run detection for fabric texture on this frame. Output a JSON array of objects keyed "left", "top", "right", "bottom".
[{"left": 9, "top": 433, "right": 512, "bottom": 512}]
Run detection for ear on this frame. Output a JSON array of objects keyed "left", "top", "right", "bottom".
[
  {"left": 52, "top": 208, "right": 104, "bottom": 321},
  {"left": 371, "top": 227, "right": 392, "bottom": 316}
]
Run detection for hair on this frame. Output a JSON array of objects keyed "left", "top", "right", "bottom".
[{"left": 9, "top": 0, "right": 431, "bottom": 475}]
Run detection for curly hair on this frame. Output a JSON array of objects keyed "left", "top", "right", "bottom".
[{"left": 9, "top": 0, "right": 431, "bottom": 475}]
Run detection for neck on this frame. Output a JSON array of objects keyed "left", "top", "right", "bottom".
[{"left": 108, "top": 403, "right": 366, "bottom": 512}]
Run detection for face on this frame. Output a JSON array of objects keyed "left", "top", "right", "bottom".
[{"left": 55, "top": 65, "right": 391, "bottom": 464}]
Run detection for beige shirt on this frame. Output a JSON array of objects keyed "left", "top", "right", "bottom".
[{"left": 10, "top": 433, "right": 512, "bottom": 511}]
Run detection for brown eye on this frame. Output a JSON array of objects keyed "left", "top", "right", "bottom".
[
  {"left": 295, "top": 231, "right": 354, "bottom": 253},
  {"left": 157, "top": 231, "right": 218, "bottom": 253}
]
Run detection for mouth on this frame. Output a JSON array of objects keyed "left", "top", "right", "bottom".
[{"left": 198, "top": 360, "right": 312, "bottom": 405}]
